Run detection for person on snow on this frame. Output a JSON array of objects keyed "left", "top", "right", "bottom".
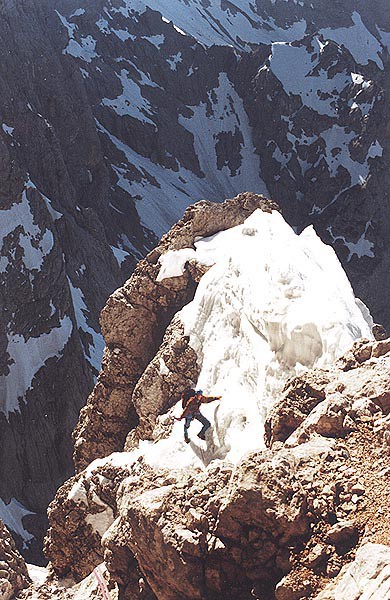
[{"left": 176, "top": 387, "right": 221, "bottom": 443}]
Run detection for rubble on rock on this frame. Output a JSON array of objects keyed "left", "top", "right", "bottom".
[
  {"left": 42, "top": 195, "right": 389, "bottom": 599},
  {"left": 0, "top": 520, "right": 30, "bottom": 599}
]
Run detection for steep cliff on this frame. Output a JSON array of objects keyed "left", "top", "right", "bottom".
[
  {"left": 1, "top": 0, "right": 390, "bottom": 563},
  {"left": 36, "top": 195, "right": 389, "bottom": 600}
]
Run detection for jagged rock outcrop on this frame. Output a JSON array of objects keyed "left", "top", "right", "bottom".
[
  {"left": 102, "top": 370, "right": 389, "bottom": 600},
  {"left": 43, "top": 195, "right": 389, "bottom": 600},
  {"left": 125, "top": 317, "right": 200, "bottom": 448},
  {"left": 1, "top": 0, "right": 390, "bottom": 563},
  {"left": 103, "top": 439, "right": 333, "bottom": 600},
  {"left": 0, "top": 520, "right": 30, "bottom": 599},
  {"left": 265, "top": 337, "right": 390, "bottom": 446},
  {"left": 43, "top": 457, "right": 130, "bottom": 581},
  {"left": 73, "top": 193, "right": 279, "bottom": 470},
  {"left": 314, "top": 543, "right": 390, "bottom": 600},
  {"left": 45, "top": 331, "right": 390, "bottom": 598}
]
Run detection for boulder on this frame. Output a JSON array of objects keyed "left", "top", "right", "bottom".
[
  {"left": 0, "top": 520, "right": 30, "bottom": 599},
  {"left": 315, "top": 543, "right": 390, "bottom": 599}
]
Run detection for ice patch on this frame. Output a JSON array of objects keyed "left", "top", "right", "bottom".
[
  {"left": 2, "top": 123, "right": 14, "bottom": 136},
  {"left": 96, "top": 17, "right": 110, "bottom": 35},
  {"left": 367, "top": 140, "right": 383, "bottom": 159},
  {"left": 320, "top": 12, "right": 383, "bottom": 69},
  {"left": 319, "top": 127, "right": 382, "bottom": 189},
  {"left": 56, "top": 10, "right": 99, "bottom": 62},
  {"left": 0, "top": 499, "right": 34, "bottom": 548},
  {"left": 112, "top": 28, "right": 135, "bottom": 41},
  {"left": 167, "top": 52, "right": 183, "bottom": 70},
  {"left": 70, "top": 8, "right": 85, "bottom": 18},
  {"left": 27, "top": 564, "right": 48, "bottom": 585},
  {"left": 68, "top": 479, "right": 88, "bottom": 505},
  {"left": 101, "top": 68, "right": 155, "bottom": 126},
  {"left": 108, "top": 0, "right": 307, "bottom": 49},
  {"left": 0, "top": 315, "right": 73, "bottom": 415},
  {"left": 269, "top": 39, "right": 350, "bottom": 116},
  {"left": 272, "top": 144, "right": 292, "bottom": 167},
  {"left": 140, "top": 210, "right": 373, "bottom": 469},
  {"left": 143, "top": 34, "right": 165, "bottom": 48},
  {"left": 65, "top": 36, "right": 99, "bottom": 62},
  {"left": 0, "top": 183, "right": 56, "bottom": 275},
  {"left": 119, "top": 234, "right": 143, "bottom": 260},
  {"left": 157, "top": 248, "right": 197, "bottom": 281},
  {"left": 328, "top": 223, "right": 375, "bottom": 262},
  {"left": 377, "top": 27, "right": 390, "bottom": 50},
  {"left": 351, "top": 72, "right": 364, "bottom": 85},
  {"left": 111, "top": 245, "right": 130, "bottom": 266}
]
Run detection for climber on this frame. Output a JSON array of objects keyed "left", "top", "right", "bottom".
[{"left": 176, "top": 387, "right": 221, "bottom": 443}]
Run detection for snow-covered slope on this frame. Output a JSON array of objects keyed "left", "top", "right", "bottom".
[
  {"left": 135, "top": 209, "right": 373, "bottom": 468},
  {"left": 72, "top": 205, "right": 373, "bottom": 482},
  {"left": 50, "top": 0, "right": 390, "bottom": 326},
  {"left": 44, "top": 198, "right": 378, "bottom": 594},
  {"left": 94, "top": 0, "right": 308, "bottom": 49}
]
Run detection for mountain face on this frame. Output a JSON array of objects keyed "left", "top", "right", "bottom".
[
  {"left": 0, "top": 0, "right": 389, "bottom": 560},
  {"left": 35, "top": 194, "right": 388, "bottom": 600}
]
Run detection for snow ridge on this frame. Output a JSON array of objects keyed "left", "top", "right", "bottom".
[{"left": 152, "top": 210, "right": 373, "bottom": 467}]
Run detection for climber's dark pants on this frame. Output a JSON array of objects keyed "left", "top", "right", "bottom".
[{"left": 184, "top": 412, "right": 210, "bottom": 439}]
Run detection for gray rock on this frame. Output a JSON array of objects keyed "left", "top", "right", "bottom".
[{"left": 315, "top": 543, "right": 390, "bottom": 600}]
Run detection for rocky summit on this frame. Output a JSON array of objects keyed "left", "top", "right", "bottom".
[
  {"left": 0, "top": 0, "right": 389, "bottom": 595},
  {"left": 7, "top": 193, "right": 386, "bottom": 600}
]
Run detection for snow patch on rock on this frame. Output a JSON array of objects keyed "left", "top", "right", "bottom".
[
  {"left": 0, "top": 498, "right": 35, "bottom": 549},
  {"left": 269, "top": 39, "right": 350, "bottom": 116},
  {"left": 0, "top": 316, "right": 73, "bottom": 416},
  {"left": 97, "top": 73, "right": 268, "bottom": 237},
  {"left": 112, "top": 0, "right": 307, "bottom": 49},
  {"left": 101, "top": 68, "right": 155, "bottom": 126},
  {"left": 0, "top": 185, "right": 55, "bottom": 275},
  {"left": 320, "top": 11, "right": 384, "bottom": 69},
  {"left": 67, "top": 278, "right": 104, "bottom": 372}
]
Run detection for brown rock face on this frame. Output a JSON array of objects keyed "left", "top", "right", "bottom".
[
  {"left": 0, "top": 520, "right": 30, "bottom": 599},
  {"left": 125, "top": 316, "right": 200, "bottom": 448},
  {"left": 102, "top": 442, "right": 324, "bottom": 600},
  {"left": 265, "top": 337, "right": 390, "bottom": 446}
]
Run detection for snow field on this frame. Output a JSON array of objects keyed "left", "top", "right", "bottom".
[
  {"left": 112, "top": 0, "right": 307, "bottom": 49},
  {"left": 147, "top": 209, "right": 373, "bottom": 468},
  {"left": 0, "top": 181, "right": 73, "bottom": 416},
  {"left": 97, "top": 72, "right": 268, "bottom": 237}
]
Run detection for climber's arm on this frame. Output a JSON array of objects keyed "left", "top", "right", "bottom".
[{"left": 201, "top": 395, "right": 222, "bottom": 404}]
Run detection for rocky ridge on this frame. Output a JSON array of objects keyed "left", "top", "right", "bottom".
[
  {"left": 21, "top": 195, "right": 388, "bottom": 600},
  {"left": 72, "top": 192, "right": 279, "bottom": 471},
  {"left": 1, "top": 0, "right": 390, "bottom": 560},
  {"left": 24, "top": 336, "right": 390, "bottom": 600}
]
